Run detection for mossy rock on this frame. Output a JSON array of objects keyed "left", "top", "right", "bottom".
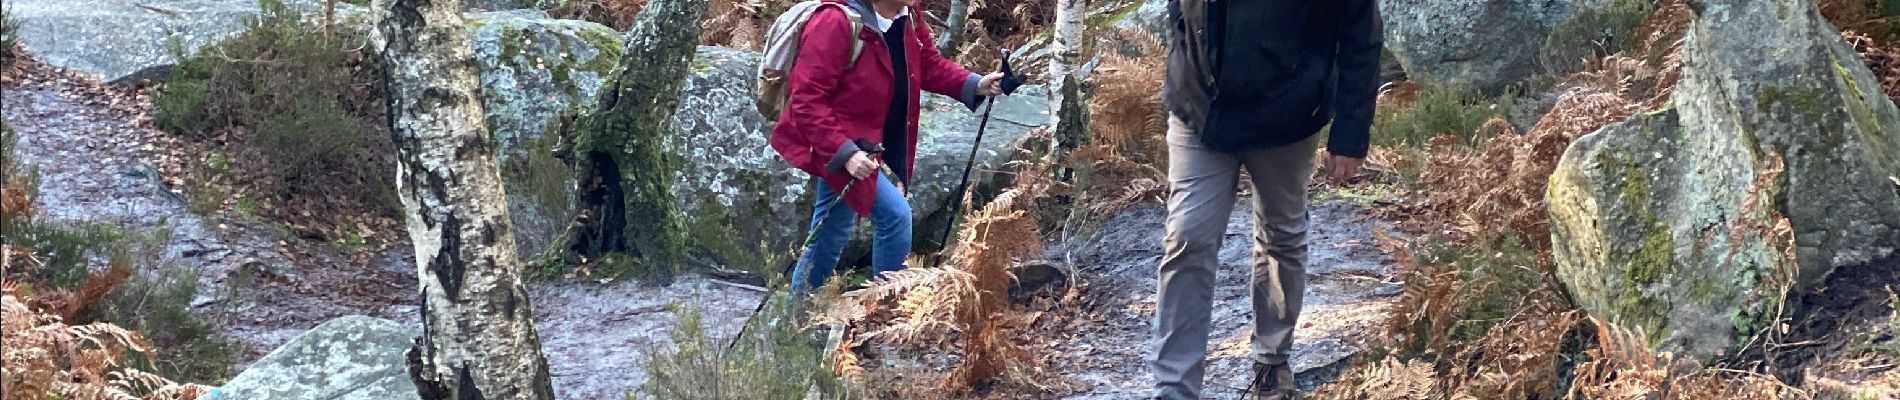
[
  {"left": 472, "top": 26, "right": 1054, "bottom": 270},
  {"left": 1548, "top": 0, "right": 1900, "bottom": 364},
  {"left": 469, "top": 10, "right": 625, "bottom": 260}
]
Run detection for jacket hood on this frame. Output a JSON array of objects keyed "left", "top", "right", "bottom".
[{"left": 839, "top": 0, "right": 888, "bottom": 31}]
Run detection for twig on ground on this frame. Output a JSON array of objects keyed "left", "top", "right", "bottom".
[{"left": 708, "top": 278, "right": 768, "bottom": 293}]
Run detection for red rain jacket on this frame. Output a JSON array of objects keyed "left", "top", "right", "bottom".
[{"left": 768, "top": 0, "right": 983, "bottom": 216}]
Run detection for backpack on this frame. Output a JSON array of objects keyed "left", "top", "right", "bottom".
[{"left": 757, "top": 0, "right": 866, "bottom": 122}]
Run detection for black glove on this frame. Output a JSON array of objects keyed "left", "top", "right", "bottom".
[{"left": 999, "top": 51, "right": 1026, "bottom": 96}]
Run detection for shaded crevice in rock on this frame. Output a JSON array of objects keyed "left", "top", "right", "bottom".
[
  {"left": 561, "top": 151, "right": 629, "bottom": 260},
  {"left": 547, "top": 0, "right": 708, "bottom": 280}
]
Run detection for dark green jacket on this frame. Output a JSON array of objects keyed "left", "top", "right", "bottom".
[{"left": 1163, "top": 0, "right": 1383, "bottom": 157}]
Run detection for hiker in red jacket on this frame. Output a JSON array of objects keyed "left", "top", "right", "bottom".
[{"left": 769, "top": 0, "right": 1006, "bottom": 292}]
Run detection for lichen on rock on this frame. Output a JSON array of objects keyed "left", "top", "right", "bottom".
[
  {"left": 1548, "top": 0, "right": 1900, "bottom": 363},
  {"left": 470, "top": 10, "right": 626, "bottom": 261}
]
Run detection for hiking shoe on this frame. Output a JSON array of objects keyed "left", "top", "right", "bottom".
[{"left": 1247, "top": 361, "right": 1297, "bottom": 400}]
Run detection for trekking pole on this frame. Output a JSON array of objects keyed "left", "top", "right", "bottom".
[
  {"left": 729, "top": 141, "right": 884, "bottom": 350},
  {"left": 933, "top": 49, "right": 1026, "bottom": 266}
]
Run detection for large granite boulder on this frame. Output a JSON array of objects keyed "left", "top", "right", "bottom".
[
  {"left": 475, "top": 16, "right": 1051, "bottom": 266},
  {"left": 1547, "top": 0, "right": 1900, "bottom": 363},
  {"left": 206, "top": 316, "right": 420, "bottom": 400},
  {"left": 469, "top": 10, "right": 626, "bottom": 260},
  {"left": 5, "top": 0, "right": 344, "bottom": 83},
  {"left": 1379, "top": 0, "right": 1614, "bottom": 92},
  {"left": 1111, "top": 0, "right": 1170, "bottom": 39},
  {"left": 667, "top": 46, "right": 1049, "bottom": 264}
]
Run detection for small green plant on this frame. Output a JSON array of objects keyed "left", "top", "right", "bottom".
[
  {"left": 1394, "top": 232, "right": 1552, "bottom": 357},
  {"left": 185, "top": 151, "right": 235, "bottom": 215},
  {"left": 249, "top": 97, "right": 380, "bottom": 195},
  {"left": 1851, "top": 287, "right": 1900, "bottom": 356},
  {"left": 9, "top": 223, "right": 125, "bottom": 289},
  {"left": 3, "top": 216, "right": 244, "bottom": 384},
  {"left": 94, "top": 264, "right": 245, "bottom": 383},
  {"left": 1372, "top": 85, "right": 1505, "bottom": 149},
  {"left": 233, "top": 195, "right": 259, "bottom": 218},
  {"left": 639, "top": 297, "right": 848, "bottom": 399},
  {"left": 0, "top": 4, "right": 22, "bottom": 61},
  {"left": 155, "top": 37, "right": 215, "bottom": 136}
]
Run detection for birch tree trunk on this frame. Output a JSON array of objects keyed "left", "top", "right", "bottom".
[
  {"left": 371, "top": 0, "right": 555, "bottom": 398},
  {"left": 553, "top": 0, "right": 710, "bottom": 281},
  {"left": 937, "top": 0, "right": 972, "bottom": 54},
  {"left": 1046, "top": 0, "right": 1091, "bottom": 162},
  {"left": 324, "top": 0, "right": 336, "bottom": 38}
]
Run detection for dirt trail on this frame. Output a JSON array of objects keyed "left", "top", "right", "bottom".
[
  {"left": 3, "top": 61, "right": 763, "bottom": 399},
  {"left": 1048, "top": 198, "right": 1401, "bottom": 399},
  {"left": 1, "top": 64, "right": 419, "bottom": 359}
]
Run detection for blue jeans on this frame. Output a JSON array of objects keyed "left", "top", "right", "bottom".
[{"left": 789, "top": 174, "right": 912, "bottom": 292}]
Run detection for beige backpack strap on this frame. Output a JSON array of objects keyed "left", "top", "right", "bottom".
[{"left": 822, "top": 3, "right": 866, "bottom": 68}]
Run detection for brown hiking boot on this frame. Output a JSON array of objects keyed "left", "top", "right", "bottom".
[{"left": 1248, "top": 361, "right": 1296, "bottom": 400}]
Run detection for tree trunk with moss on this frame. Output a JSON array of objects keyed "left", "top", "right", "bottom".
[
  {"left": 371, "top": 0, "right": 556, "bottom": 398},
  {"left": 1047, "top": 0, "right": 1091, "bottom": 162},
  {"left": 553, "top": 0, "right": 710, "bottom": 280}
]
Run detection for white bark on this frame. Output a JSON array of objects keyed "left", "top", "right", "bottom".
[
  {"left": 938, "top": 0, "right": 972, "bottom": 53},
  {"left": 1047, "top": 0, "right": 1090, "bottom": 160},
  {"left": 371, "top": 0, "right": 555, "bottom": 398}
]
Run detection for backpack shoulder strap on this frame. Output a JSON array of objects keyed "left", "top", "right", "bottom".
[{"left": 814, "top": 2, "right": 866, "bottom": 68}]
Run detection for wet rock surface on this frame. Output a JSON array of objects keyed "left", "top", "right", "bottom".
[
  {"left": 530, "top": 277, "right": 764, "bottom": 399},
  {"left": 208, "top": 316, "right": 421, "bottom": 400},
  {"left": 6, "top": 0, "right": 347, "bottom": 82}
]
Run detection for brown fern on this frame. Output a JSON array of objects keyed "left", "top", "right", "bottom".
[
  {"left": 1310, "top": 356, "right": 1438, "bottom": 400},
  {"left": 1844, "top": 30, "right": 1900, "bottom": 103},
  {"left": 1, "top": 293, "right": 205, "bottom": 400},
  {"left": 843, "top": 162, "right": 1066, "bottom": 396}
]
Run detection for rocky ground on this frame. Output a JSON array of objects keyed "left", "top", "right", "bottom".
[
  {"left": 2, "top": 56, "right": 764, "bottom": 399},
  {"left": 4, "top": 56, "right": 1399, "bottom": 398},
  {"left": 1041, "top": 198, "right": 1401, "bottom": 399}
]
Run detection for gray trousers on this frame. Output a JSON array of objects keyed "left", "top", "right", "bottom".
[{"left": 1151, "top": 115, "right": 1318, "bottom": 399}]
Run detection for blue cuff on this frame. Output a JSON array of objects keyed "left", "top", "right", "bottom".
[
  {"left": 959, "top": 73, "right": 986, "bottom": 111},
  {"left": 827, "top": 140, "right": 861, "bottom": 173}
]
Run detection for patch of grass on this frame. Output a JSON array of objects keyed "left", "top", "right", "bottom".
[
  {"left": 185, "top": 150, "right": 234, "bottom": 215},
  {"left": 1852, "top": 288, "right": 1900, "bottom": 356},
  {"left": 94, "top": 265, "right": 245, "bottom": 384},
  {"left": 638, "top": 298, "right": 847, "bottom": 399},
  {"left": 233, "top": 194, "right": 259, "bottom": 219},
  {"left": 1, "top": 4, "right": 22, "bottom": 61},
  {"left": 9, "top": 223, "right": 126, "bottom": 289},
  {"left": 154, "top": 0, "right": 396, "bottom": 239},
  {"left": 1540, "top": 0, "right": 1656, "bottom": 76},
  {"left": 248, "top": 96, "right": 384, "bottom": 202},
  {"left": 1371, "top": 85, "right": 1507, "bottom": 149},
  {"left": 1392, "top": 232, "right": 1554, "bottom": 357},
  {"left": 4, "top": 219, "right": 242, "bottom": 384},
  {"left": 155, "top": 38, "right": 215, "bottom": 136}
]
